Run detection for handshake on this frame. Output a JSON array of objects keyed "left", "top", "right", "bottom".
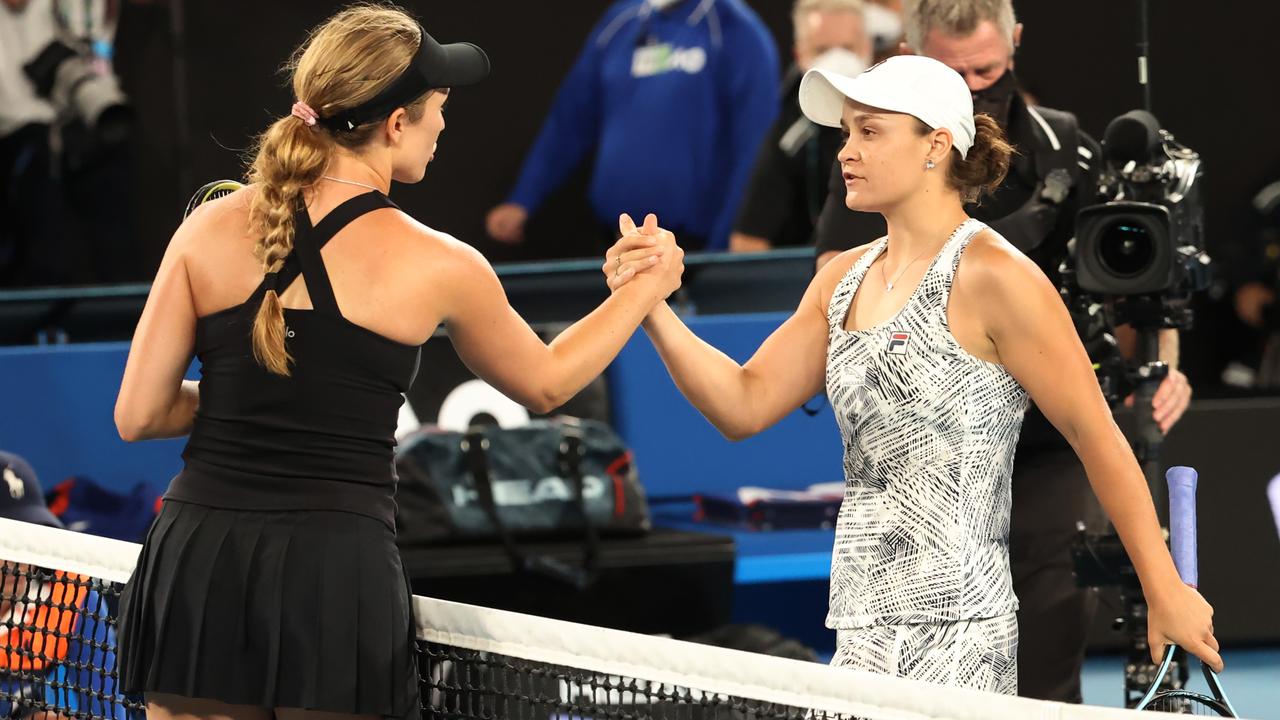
[{"left": 601, "top": 213, "right": 686, "bottom": 303}]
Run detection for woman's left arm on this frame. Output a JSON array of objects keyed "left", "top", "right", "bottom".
[
  {"left": 965, "top": 236, "right": 1222, "bottom": 671},
  {"left": 114, "top": 225, "right": 200, "bottom": 442}
]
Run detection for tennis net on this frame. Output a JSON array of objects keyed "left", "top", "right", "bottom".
[{"left": 0, "top": 517, "right": 1183, "bottom": 720}]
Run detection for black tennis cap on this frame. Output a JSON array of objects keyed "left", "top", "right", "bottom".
[{"left": 320, "top": 27, "right": 489, "bottom": 132}]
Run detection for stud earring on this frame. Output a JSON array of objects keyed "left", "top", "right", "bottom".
[{"left": 925, "top": 159, "right": 936, "bottom": 170}]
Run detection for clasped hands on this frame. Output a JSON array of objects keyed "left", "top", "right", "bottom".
[{"left": 603, "top": 213, "right": 685, "bottom": 300}]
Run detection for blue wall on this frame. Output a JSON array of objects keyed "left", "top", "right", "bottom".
[
  {"left": 0, "top": 343, "right": 186, "bottom": 492},
  {"left": 606, "top": 312, "right": 843, "bottom": 498},
  {"left": 0, "top": 314, "right": 842, "bottom": 499}
]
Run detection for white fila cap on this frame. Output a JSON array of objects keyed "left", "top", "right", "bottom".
[{"left": 798, "top": 55, "right": 976, "bottom": 158}]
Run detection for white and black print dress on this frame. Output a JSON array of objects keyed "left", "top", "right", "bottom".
[{"left": 824, "top": 219, "right": 1029, "bottom": 693}]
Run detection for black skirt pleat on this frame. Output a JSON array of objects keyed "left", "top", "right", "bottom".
[{"left": 118, "top": 501, "right": 419, "bottom": 718}]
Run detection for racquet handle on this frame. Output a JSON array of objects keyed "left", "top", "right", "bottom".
[{"left": 1167, "top": 466, "right": 1198, "bottom": 588}]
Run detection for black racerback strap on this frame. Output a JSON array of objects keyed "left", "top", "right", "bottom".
[{"left": 266, "top": 191, "right": 398, "bottom": 316}]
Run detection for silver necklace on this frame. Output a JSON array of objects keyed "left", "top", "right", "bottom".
[
  {"left": 880, "top": 219, "right": 970, "bottom": 292},
  {"left": 881, "top": 247, "right": 932, "bottom": 292},
  {"left": 320, "top": 175, "right": 383, "bottom": 193}
]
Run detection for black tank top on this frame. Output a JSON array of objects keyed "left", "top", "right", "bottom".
[{"left": 166, "top": 192, "right": 421, "bottom": 529}]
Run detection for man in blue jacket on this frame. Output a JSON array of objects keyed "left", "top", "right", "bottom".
[{"left": 486, "top": 0, "right": 780, "bottom": 253}]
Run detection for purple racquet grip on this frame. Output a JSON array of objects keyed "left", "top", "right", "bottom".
[{"left": 1167, "top": 466, "right": 1198, "bottom": 588}]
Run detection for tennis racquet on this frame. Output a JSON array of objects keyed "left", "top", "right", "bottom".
[
  {"left": 184, "top": 179, "right": 245, "bottom": 218},
  {"left": 1135, "top": 466, "right": 1238, "bottom": 716}
]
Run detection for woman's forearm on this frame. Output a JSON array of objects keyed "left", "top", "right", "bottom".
[
  {"left": 149, "top": 380, "right": 200, "bottom": 440},
  {"left": 642, "top": 303, "right": 759, "bottom": 440},
  {"left": 534, "top": 281, "right": 667, "bottom": 411},
  {"left": 1073, "top": 420, "right": 1182, "bottom": 597}
]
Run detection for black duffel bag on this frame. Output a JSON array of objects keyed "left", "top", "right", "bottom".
[{"left": 394, "top": 418, "right": 650, "bottom": 587}]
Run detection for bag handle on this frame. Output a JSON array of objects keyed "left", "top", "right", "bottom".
[
  {"left": 461, "top": 425, "right": 599, "bottom": 589},
  {"left": 460, "top": 429, "right": 518, "bottom": 565},
  {"left": 559, "top": 425, "right": 600, "bottom": 581}
]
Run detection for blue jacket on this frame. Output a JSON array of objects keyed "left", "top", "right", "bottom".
[{"left": 507, "top": 0, "right": 780, "bottom": 250}]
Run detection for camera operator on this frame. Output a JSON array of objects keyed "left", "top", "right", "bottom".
[
  {"left": 729, "top": 0, "right": 871, "bottom": 254},
  {"left": 0, "top": 0, "right": 133, "bottom": 286},
  {"left": 811, "top": 0, "right": 1191, "bottom": 703}
]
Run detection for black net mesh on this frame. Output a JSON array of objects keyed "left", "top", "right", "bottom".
[
  {"left": 0, "top": 520, "right": 1164, "bottom": 720},
  {"left": 0, "top": 561, "right": 141, "bottom": 720},
  {"left": 0, "top": 558, "right": 855, "bottom": 720},
  {"left": 417, "top": 641, "right": 856, "bottom": 720}
]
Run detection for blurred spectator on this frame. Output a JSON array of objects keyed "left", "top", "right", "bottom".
[
  {"left": 0, "top": 0, "right": 134, "bottom": 287},
  {"left": 485, "top": 0, "right": 780, "bottom": 254},
  {"left": 0, "top": 451, "right": 125, "bottom": 720},
  {"left": 730, "top": 0, "right": 870, "bottom": 253},
  {"left": 1232, "top": 173, "right": 1280, "bottom": 387},
  {"left": 863, "top": 0, "right": 904, "bottom": 61}
]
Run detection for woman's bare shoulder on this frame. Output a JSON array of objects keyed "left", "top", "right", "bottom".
[
  {"left": 812, "top": 239, "right": 882, "bottom": 309},
  {"left": 957, "top": 228, "right": 1051, "bottom": 295}
]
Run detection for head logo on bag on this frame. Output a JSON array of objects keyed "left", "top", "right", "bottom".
[{"left": 451, "top": 475, "right": 609, "bottom": 508}]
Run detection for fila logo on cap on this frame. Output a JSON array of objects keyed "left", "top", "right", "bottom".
[{"left": 886, "top": 331, "right": 910, "bottom": 356}]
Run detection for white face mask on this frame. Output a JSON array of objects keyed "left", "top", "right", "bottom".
[
  {"left": 810, "top": 47, "right": 868, "bottom": 78},
  {"left": 864, "top": 4, "right": 903, "bottom": 48}
]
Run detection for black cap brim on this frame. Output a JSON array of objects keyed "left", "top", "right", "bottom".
[
  {"left": 8, "top": 502, "right": 64, "bottom": 529},
  {"left": 319, "top": 29, "right": 490, "bottom": 132},
  {"left": 420, "top": 34, "right": 490, "bottom": 89}
]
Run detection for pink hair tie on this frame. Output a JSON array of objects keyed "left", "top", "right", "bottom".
[{"left": 291, "top": 101, "right": 319, "bottom": 126}]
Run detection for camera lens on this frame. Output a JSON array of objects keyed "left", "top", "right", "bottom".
[{"left": 1097, "top": 221, "right": 1155, "bottom": 278}]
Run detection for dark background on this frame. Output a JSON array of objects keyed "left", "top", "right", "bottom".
[{"left": 111, "top": 0, "right": 1280, "bottom": 386}]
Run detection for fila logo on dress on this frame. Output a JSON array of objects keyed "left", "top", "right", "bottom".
[{"left": 886, "top": 331, "right": 910, "bottom": 355}]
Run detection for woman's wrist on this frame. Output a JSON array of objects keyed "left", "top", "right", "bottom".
[
  {"left": 1134, "top": 558, "right": 1184, "bottom": 604},
  {"left": 613, "top": 272, "right": 665, "bottom": 305},
  {"left": 641, "top": 300, "right": 675, "bottom": 332}
]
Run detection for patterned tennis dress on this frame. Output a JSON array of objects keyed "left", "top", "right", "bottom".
[{"left": 824, "top": 219, "right": 1029, "bottom": 693}]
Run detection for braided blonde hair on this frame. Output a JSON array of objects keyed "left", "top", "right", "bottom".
[{"left": 246, "top": 3, "right": 432, "bottom": 375}]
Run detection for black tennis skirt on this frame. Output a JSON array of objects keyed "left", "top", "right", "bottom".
[{"left": 117, "top": 500, "right": 419, "bottom": 718}]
